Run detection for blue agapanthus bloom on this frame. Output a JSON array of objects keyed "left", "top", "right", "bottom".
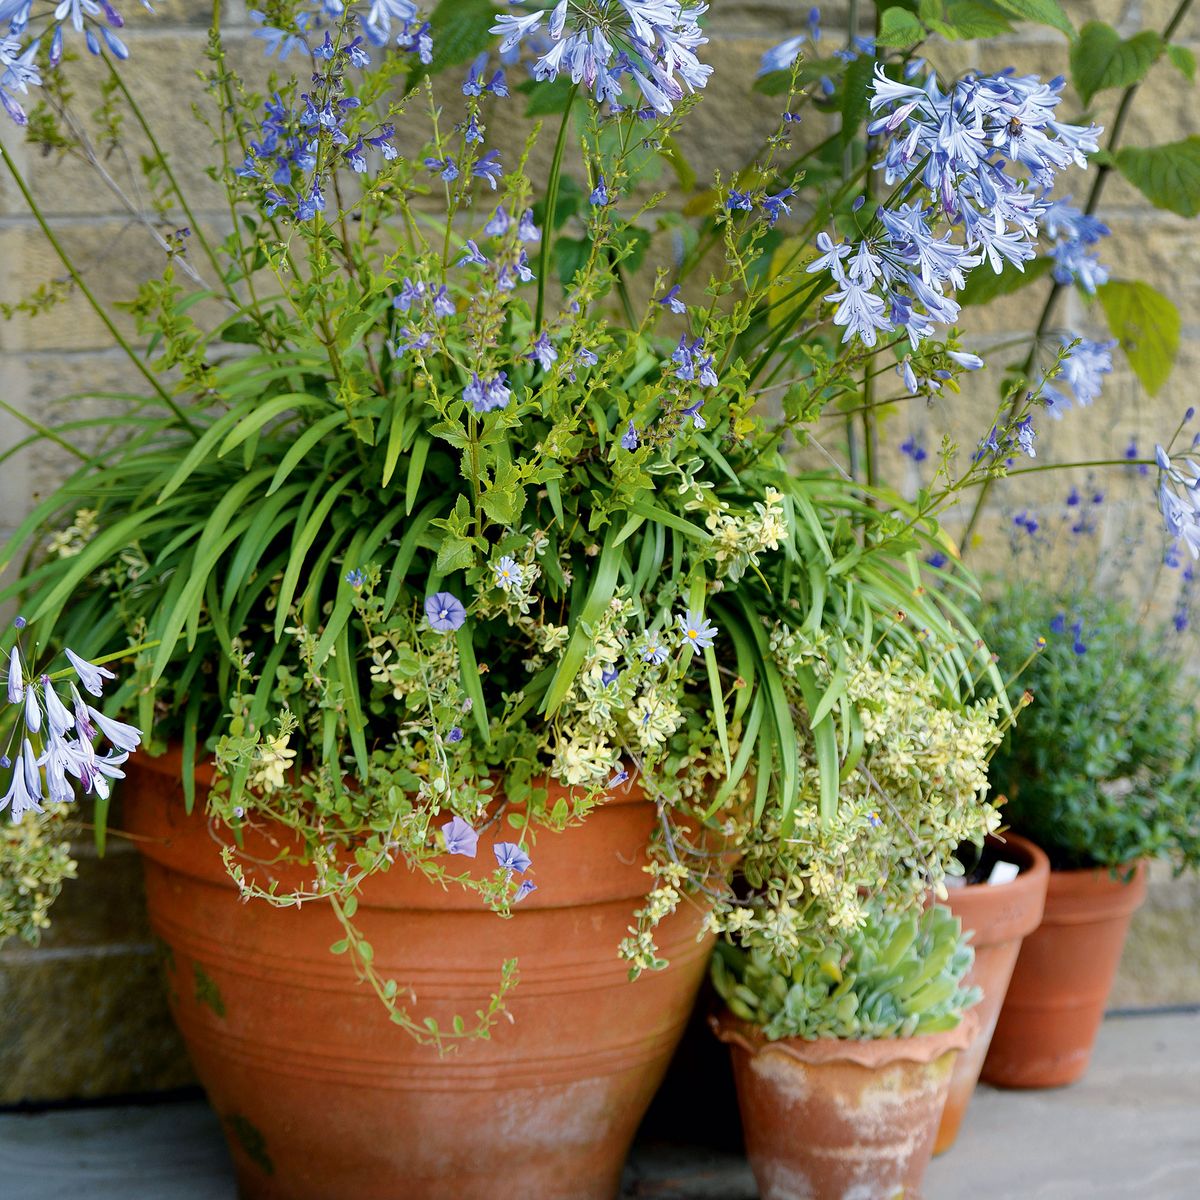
[
  {"left": 491, "top": 0, "right": 711, "bottom": 114},
  {"left": 1041, "top": 336, "right": 1115, "bottom": 419}
]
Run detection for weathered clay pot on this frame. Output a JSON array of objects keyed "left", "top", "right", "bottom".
[
  {"left": 934, "top": 832, "right": 1050, "bottom": 1153},
  {"left": 712, "top": 1010, "right": 976, "bottom": 1200},
  {"left": 981, "top": 860, "right": 1148, "bottom": 1089},
  {"left": 122, "top": 750, "right": 714, "bottom": 1200}
]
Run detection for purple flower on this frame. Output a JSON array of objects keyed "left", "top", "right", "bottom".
[
  {"left": 485, "top": 206, "right": 510, "bottom": 236},
  {"left": 518, "top": 209, "right": 540, "bottom": 242},
  {"left": 726, "top": 189, "right": 754, "bottom": 212},
  {"left": 590, "top": 174, "right": 609, "bottom": 206},
  {"left": 424, "top": 155, "right": 459, "bottom": 181},
  {"left": 86, "top": 706, "right": 143, "bottom": 754},
  {"left": 442, "top": 815, "right": 479, "bottom": 858},
  {"left": 446, "top": 726, "right": 464, "bottom": 744},
  {"left": 473, "top": 150, "right": 503, "bottom": 189},
  {"left": 762, "top": 188, "right": 794, "bottom": 225},
  {"left": 681, "top": 400, "right": 705, "bottom": 430},
  {"left": 607, "top": 767, "right": 629, "bottom": 788},
  {"left": 345, "top": 568, "right": 366, "bottom": 589},
  {"left": 513, "top": 878, "right": 537, "bottom": 902},
  {"left": 658, "top": 285, "right": 686, "bottom": 314},
  {"left": 621, "top": 420, "right": 639, "bottom": 450},
  {"left": 465, "top": 372, "right": 511, "bottom": 414},
  {"left": 457, "top": 240, "right": 489, "bottom": 267},
  {"left": 6, "top": 646, "right": 23, "bottom": 704},
  {"left": 425, "top": 592, "right": 467, "bottom": 632},
  {"left": 900, "top": 437, "right": 927, "bottom": 463},
  {"left": 494, "top": 841, "right": 531, "bottom": 873},
  {"left": 601, "top": 666, "right": 619, "bottom": 687},
  {"left": 529, "top": 333, "right": 558, "bottom": 371},
  {"left": 677, "top": 608, "right": 718, "bottom": 650}
]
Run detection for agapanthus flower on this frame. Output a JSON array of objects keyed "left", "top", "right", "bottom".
[
  {"left": 0, "top": 740, "right": 42, "bottom": 822},
  {"left": 493, "top": 841, "right": 531, "bottom": 873},
  {"left": 676, "top": 608, "right": 717, "bottom": 650},
  {"left": 1042, "top": 198, "right": 1109, "bottom": 293},
  {"left": 64, "top": 648, "right": 116, "bottom": 697},
  {"left": 425, "top": 592, "right": 467, "bottom": 632},
  {"left": 364, "top": 0, "right": 418, "bottom": 46},
  {"left": 442, "top": 815, "right": 479, "bottom": 857},
  {"left": 491, "top": 1, "right": 712, "bottom": 114}
]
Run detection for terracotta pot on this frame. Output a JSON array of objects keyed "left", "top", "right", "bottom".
[
  {"left": 122, "top": 749, "right": 714, "bottom": 1200},
  {"left": 934, "top": 832, "right": 1050, "bottom": 1154},
  {"left": 712, "top": 1010, "right": 976, "bottom": 1200},
  {"left": 981, "top": 860, "right": 1148, "bottom": 1089}
]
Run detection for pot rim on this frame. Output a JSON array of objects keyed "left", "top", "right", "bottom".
[
  {"left": 943, "top": 831, "right": 1051, "bottom": 941},
  {"left": 709, "top": 1008, "right": 978, "bottom": 1067}
]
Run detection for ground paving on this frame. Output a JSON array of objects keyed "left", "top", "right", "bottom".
[{"left": 2, "top": 1012, "right": 1197, "bottom": 1199}]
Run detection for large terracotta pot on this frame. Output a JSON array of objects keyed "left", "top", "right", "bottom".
[
  {"left": 981, "top": 860, "right": 1148, "bottom": 1089},
  {"left": 712, "top": 1011, "right": 976, "bottom": 1200},
  {"left": 122, "top": 750, "right": 714, "bottom": 1200},
  {"left": 934, "top": 832, "right": 1049, "bottom": 1153}
]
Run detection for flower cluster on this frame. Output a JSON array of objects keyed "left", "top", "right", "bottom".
[
  {"left": 1156, "top": 443, "right": 1200, "bottom": 558},
  {"left": 1040, "top": 336, "right": 1116, "bottom": 418},
  {"left": 1042, "top": 198, "right": 1110, "bottom": 294},
  {"left": 1, "top": 622, "right": 142, "bottom": 822},
  {"left": 491, "top": 0, "right": 711, "bottom": 113},
  {"left": 807, "top": 67, "right": 1100, "bottom": 355}
]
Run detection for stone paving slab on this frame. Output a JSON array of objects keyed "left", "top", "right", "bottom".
[{"left": 2, "top": 1013, "right": 1197, "bottom": 1199}]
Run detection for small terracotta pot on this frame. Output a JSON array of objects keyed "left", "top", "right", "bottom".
[
  {"left": 934, "top": 832, "right": 1049, "bottom": 1153},
  {"left": 122, "top": 749, "right": 715, "bottom": 1200},
  {"left": 712, "top": 1010, "right": 976, "bottom": 1200},
  {"left": 981, "top": 860, "right": 1148, "bottom": 1089}
]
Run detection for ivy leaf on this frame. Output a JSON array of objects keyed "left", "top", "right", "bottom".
[
  {"left": 1070, "top": 22, "right": 1163, "bottom": 106},
  {"left": 957, "top": 255, "right": 1053, "bottom": 306},
  {"left": 876, "top": 7, "right": 926, "bottom": 47},
  {"left": 1167, "top": 43, "right": 1197, "bottom": 82},
  {"left": 1098, "top": 280, "right": 1180, "bottom": 395},
  {"left": 989, "top": 0, "right": 1073, "bottom": 38},
  {"left": 1115, "top": 137, "right": 1200, "bottom": 218}
]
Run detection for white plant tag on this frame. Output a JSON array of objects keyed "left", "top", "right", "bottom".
[{"left": 987, "top": 860, "right": 1020, "bottom": 886}]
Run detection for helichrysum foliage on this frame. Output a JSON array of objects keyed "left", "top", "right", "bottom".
[{"left": 712, "top": 902, "right": 979, "bottom": 1041}]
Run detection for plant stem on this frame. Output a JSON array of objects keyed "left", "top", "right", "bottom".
[
  {"left": 0, "top": 140, "right": 198, "bottom": 437},
  {"left": 536, "top": 84, "right": 579, "bottom": 332},
  {"left": 960, "top": 0, "right": 1196, "bottom": 545},
  {"left": 103, "top": 56, "right": 227, "bottom": 294}
]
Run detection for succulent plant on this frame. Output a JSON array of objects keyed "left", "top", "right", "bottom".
[{"left": 712, "top": 903, "right": 979, "bottom": 1041}]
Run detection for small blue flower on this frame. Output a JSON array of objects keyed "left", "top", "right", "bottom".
[
  {"left": 762, "top": 188, "right": 794, "bottom": 226},
  {"left": 601, "top": 666, "right": 619, "bottom": 687},
  {"left": 681, "top": 400, "right": 706, "bottom": 430},
  {"left": 345, "top": 568, "right": 366, "bottom": 590},
  {"left": 424, "top": 155, "right": 459, "bottom": 181},
  {"left": 442, "top": 815, "right": 478, "bottom": 858},
  {"left": 472, "top": 150, "right": 503, "bottom": 189},
  {"left": 456, "top": 240, "right": 489, "bottom": 267},
  {"left": 492, "top": 557, "right": 523, "bottom": 591},
  {"left": 485, "top": 205, "right": 510, "bottom": 236},
  {"left": 621, "top": 420, "right": 639, "bottom": 451},
  {"left": 494, "top": 841, "right": 531, "bottom": 873},
  {"left": 726, "top": 189, "right": 754, "bottom": 212},
  {"left": 514, "top": 878, "right": 537, "bottom": 902},
  {"left": 677, "top": 609, "right": 718, "bottom": 650},
  {"left": 900, "top": 437, "right": 927, "bottom": 463},
  {"left": 529, "top": 333, "right": 557, "bottom": 371},
  {"left": 658, "top": 285, "right": 686, "bottom": 314},
  {"left": 590, "top": 174, "right": 609, "bottom": 206},
  {"left": 867, "top": 811, "right": 883, "bottom": 828},
  {"left": 607, "top": 767, "right": 630, "bottom": 788},
  {"left": 641, "top": 636, "right": 669, "bottom": 665},
  {"left": 425, "top": 592, "right": 467, "bottom": 632},
  {"left": 518, "top": 209, "right": 540, "bottom": 242},
  {"left": 447, "top": 726, "right": 464, "bottom": 744}
]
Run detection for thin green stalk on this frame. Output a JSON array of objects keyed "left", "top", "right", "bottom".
[
  {"left": 536, "top": 84, "right": 579, "bottom": 331},
  {"left": 961, "top": 0, "right": 1196, "bottom": 545},
  {"left": 0, "top": 140, "right": 198, "bottom": 437},
  {"left": 104, "top": 57, "right": 227, "bottom": 293}
]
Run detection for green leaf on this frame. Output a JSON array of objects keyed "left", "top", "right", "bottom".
[
  {"left": 518, "top": 76, "right": 574, "bottom": 117},
  {"left": 456, "top": 623, "right": 491, "bottom": 743},
  {"left": 1070, "top": 23, "right": 1162, "bottom": 106},
  {"left": 414, "top": 0, "right": 499, "bottom": 83},
  {"left": 1167, "top": 43, "right": 1197, "bottom": 82},
  {"left": 939, "top": 1, "right": 1015, "bottom": 39},
  {"left": 839, "top": 54, "right": 875, "bottom": 149},
  {"left": 957, "top": 254, "right": 1052, "bottom": 306},
  {"left": 555, "top": 236, "right": 591, "bottom": 287},
  {"left": 876, "top": 7, "right": 926, "bottom": 47},
  {"left": 1115, "top": 137, "right": 1200, "bottom": 218},
  {"left": 1097, "top": 280, "right": 1180, "bottom": 395},
  {"left": 989, "top": 0, "right": 1072, "bottom": 37}
]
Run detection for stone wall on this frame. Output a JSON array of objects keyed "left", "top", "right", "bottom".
[{"left": 1, "top": 1, "right": 1198, "bottom": 1102}]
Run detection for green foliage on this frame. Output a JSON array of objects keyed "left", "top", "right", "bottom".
[
  {"left": 988, "top": 0, "right": 1072, "bottom": 38},
  {"left": 1097, "top": 279, "right": 1180, "bottom": 395},
  {"left": 980, "top": 581, "right": 1200, "bottom": 871},
  {"left": 712, "top": 903, "right": 979, "bottom": 1041},
  {"left": 957, "top": 255, "right": 1053, "bottom": 307},
  {"left": 0, "top": 805, "right": 76, "bottom": 947},
  {"left": 877, "top": 7, "right": 926, "bottom": 47},
  {"left": 1167, "top": 44, "right": 1197, "bottom": 82},
  {"left": 1114, "top": 137, "right": 1200, "bottom": 219},
  {"left": 1070, "top": 23, "right": 1163, "bottom": 106}
]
